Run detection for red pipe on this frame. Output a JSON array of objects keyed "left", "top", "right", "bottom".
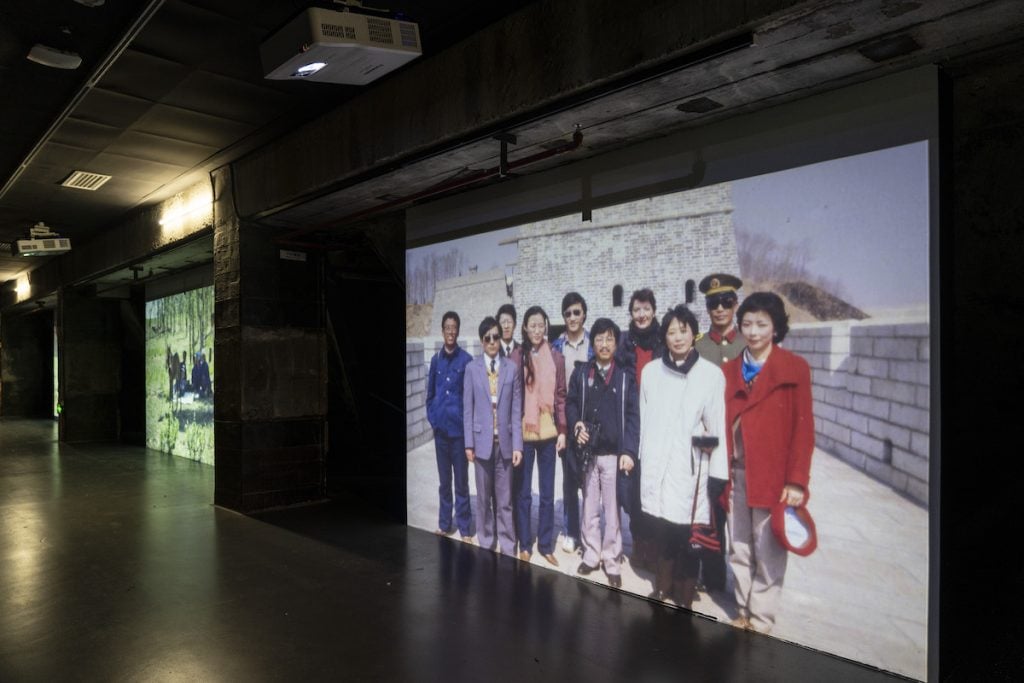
[{"left": 277, "top": 128, "right": 584, "bottom": 248}]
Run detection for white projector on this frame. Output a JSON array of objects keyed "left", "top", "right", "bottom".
[
  {"left": 13, "top": 237, "right": 72, "bottom": 257},
  {"left": 12, "top": 222, "right": 71, "bottom": 256},
  {"left": 261, "top": 7, "right": 421, "bottom": 85}
]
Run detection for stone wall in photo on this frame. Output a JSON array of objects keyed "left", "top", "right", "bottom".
[
  {"left": 512, "top": 184, "right": 740, "bottom": 330},
  {"left": 786, "top": 320, "right": 931, "bottom": 505}
]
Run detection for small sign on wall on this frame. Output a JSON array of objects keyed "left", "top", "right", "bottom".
[{"left": 279, "top": 249, "right": 307, "bottom": 262}]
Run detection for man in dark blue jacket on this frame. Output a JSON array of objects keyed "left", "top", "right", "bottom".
[
  {"left": 426, "top": 311, "right": 474, "bottom": 539},
  {"left": 566, "top": 318, "right": 640, "bottom": 588}
]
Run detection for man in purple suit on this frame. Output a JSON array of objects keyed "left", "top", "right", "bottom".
[{"left": 464, "top": 316, "right": 523, "bottom": 555}]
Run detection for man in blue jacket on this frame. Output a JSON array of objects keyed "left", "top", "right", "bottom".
[{"left": 426, "top": 311, "right": 474, "bottom": 539}]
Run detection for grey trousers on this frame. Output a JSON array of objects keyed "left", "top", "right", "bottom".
[
  {"left": 728, "top": 468, "right": 788, "bottom": 632},
  {"left": 581, "top": 454, "right": 622, "bottom": 574},
  {"left": 474, "top": 441, "right": 516, "bottom": 556}
]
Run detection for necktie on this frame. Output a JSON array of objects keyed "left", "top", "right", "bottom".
[{"left": 490, "top": 358, "right": 496, "bottom": 374}]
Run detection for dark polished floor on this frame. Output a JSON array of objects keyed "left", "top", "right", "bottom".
[{"left": 0, "top": 419, "right": 905, "bottom": 682}]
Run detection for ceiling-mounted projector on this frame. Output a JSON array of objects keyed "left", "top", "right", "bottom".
[
  {"left": 12, "top": 222, "right": 71, "bottom": 257},
  {"left": 260, "top": 7, "right": 421, "bottom": 85}
]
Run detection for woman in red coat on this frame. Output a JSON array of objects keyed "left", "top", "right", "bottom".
[{"left": 724, "top": 292, "right": 814, "bottom": 634}]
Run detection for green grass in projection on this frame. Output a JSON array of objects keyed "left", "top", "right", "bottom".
[{"left": 145, "top": 286, "right": 214, "bottom": 464}]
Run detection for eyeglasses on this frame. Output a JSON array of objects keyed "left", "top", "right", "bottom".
[
  {"left": 482, "top": 333, "right": 500, "bottom": 343},
  {"left": 442, "top": 325, "right": 459, "bottom": 333},
  {"left": 526, "top": 323, "right": 546, "bottom": 332},
  {"left": 706, "top": 295, "right": 737, "bottom": 310},
  {"left": 563, "top": 308, "right": 584, "bottom": 319}
]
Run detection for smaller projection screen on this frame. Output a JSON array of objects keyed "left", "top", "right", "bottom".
[
  {"left": 405, "top": 140, "right": 931, "bottom": 679},
  {"left": 145, "top": 286, "right": 214, "bottom": 465}
]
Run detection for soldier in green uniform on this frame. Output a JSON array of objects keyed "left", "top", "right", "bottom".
[
  {"left": 694, "top": 273, "right": 745, "bottom": 367},
  {"left": 693, "top": 272, "right": 744, "bottom": 593}
]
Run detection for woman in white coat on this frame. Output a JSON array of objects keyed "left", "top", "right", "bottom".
[{"left": 639, "top": 304, "right": 727, "bottom": 608}]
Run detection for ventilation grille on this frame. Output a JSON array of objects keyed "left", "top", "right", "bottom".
[
  {"left": 322, "top": 23, "right": 356, "bottom": 40},
  {"left": 366, "top": 17, "right": 394, "bottom": 44},
  {"left": 398, "top": 22, "right": 418, "bottom": 48},
  {"left": 61, "top": 170, "right": 111, "bottom": 191}
]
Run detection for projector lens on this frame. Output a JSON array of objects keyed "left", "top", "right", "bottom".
[{"left": 294, "top": 62, "right": 327, "bottom": 77}]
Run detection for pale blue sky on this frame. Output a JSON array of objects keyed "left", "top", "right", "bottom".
[{"left": 732, "top": 140, "right": 930, "bottom": 308}]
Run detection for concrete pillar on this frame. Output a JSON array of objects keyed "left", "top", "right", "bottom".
[
  {"left": 213, "top": 165, "right": 327, "bottom": 512},
  {"left": 118, "top": 286, "right": 146, "bottom": 446},
  {"left": 58, "top": 285, "right": 123, "bottom": 442},
  {"left": 324, "top": 215, "right": 406, "bottom": 520},
  {"left": 0, "top": 308, "right": 54, "bottom": 418}
]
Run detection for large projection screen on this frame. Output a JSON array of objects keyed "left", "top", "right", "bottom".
[
  {"left": 145, "top": 285, "right": 214, "bottom": 465},
  {"left": 405, "top": 69, "right": 938, "bottom": 680}
]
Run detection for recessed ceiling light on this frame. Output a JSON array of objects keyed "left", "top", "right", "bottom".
[
  {"left": 27, "top": 45, "right": 82, "bottom": 70},
  {"left": 858, "top": 34, "right": 922, "bottom": 63},
  {"left": 676, "top": 97, "right": 724, "bottom": 114}
]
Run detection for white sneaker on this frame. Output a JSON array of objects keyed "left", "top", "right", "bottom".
[{"left": 562, "top": 536, "right": 576, "bottom": 553}]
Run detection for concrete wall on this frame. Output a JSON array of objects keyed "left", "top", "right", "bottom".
[
  {"left": 0, "top": 309, "right": 53, "bottom": 418},
  {"left": 513, "top": 184, "right": 739, "bottom": 330},
  {"left": 59, "top": 286, "right": 124, "bottom": 442},
  {"left": 786, "top": 320, "right": 930, "bottom": 506}
]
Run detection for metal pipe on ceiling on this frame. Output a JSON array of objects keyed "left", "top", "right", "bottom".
[{"left": 276, "top": 127, "right": 585, "bottom": 249}]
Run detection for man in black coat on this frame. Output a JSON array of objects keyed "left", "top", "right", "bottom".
[{"left": 566, "top": 318, "right": 640, "bottom": 588}]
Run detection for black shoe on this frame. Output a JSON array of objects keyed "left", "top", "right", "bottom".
[
  {"left": 577, "top": 562, "right": 598, "bottom": 576},
  {"left": 608, "top": 574, "right": 622, "bottom": 588}
]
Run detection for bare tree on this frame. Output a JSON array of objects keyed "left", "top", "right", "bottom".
[
  {"left": 736, "top": 228, "right": 848, "bottom": 300},
  {"left": 406, "top": 247, "right": 468, "bottom": 304}
]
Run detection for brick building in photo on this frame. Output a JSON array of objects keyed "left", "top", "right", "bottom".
[{"left": 510, "top": 183, "right": 739, "bottom": 332}]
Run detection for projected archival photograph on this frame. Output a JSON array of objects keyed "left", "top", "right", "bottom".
[
  {"left": 405, "top": 141, "right": 930, "bottom": 679},
  {"left": 145, "top": 286, "right": 214, "bottom": 465}
]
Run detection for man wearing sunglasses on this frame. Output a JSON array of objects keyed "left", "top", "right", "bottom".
[
  {"left": 551, "top": 292, "right": 594, "bottom": 554},
  {"left": 463, "top": 316, "right": 523, "bottom": 556},
  {"left": 695, "top": 273, "right": 745, "bottom": 367},
  {"left": 694, "top": 272, "right": 744, "bottom": 593}
]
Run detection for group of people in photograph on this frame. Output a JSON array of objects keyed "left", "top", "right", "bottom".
[
  {"left": 423, "top": 274, "right": 816, "bottom": 633},
  {"left": 165, "top": 347, "right": 213, "bottom": 402}
]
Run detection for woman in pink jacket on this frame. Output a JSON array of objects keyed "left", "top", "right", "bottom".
[{"left": 724, "top": 292, "right": 814, "bottom": 634}]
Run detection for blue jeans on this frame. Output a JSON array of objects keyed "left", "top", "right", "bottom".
[
  {"left": 435, "top": 432, "right": 471, "bottom": 536},
  {"left": 515, "top": 438, "right": 557, "bottom": 555}
]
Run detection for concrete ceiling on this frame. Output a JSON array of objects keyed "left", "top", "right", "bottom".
[
  {"left": 255, "top": 0, "right": 1024, "bottom": 244},
  {"left": 1, "top": 0, "right": 1022, "bottom": 294},
  {"left": 0, "top": 0, "right": 538, "bottom": 284}
]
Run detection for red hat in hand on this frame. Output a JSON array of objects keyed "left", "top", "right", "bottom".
[{"left": 770, "top": 501, "right": 818, "bottom": 556}]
